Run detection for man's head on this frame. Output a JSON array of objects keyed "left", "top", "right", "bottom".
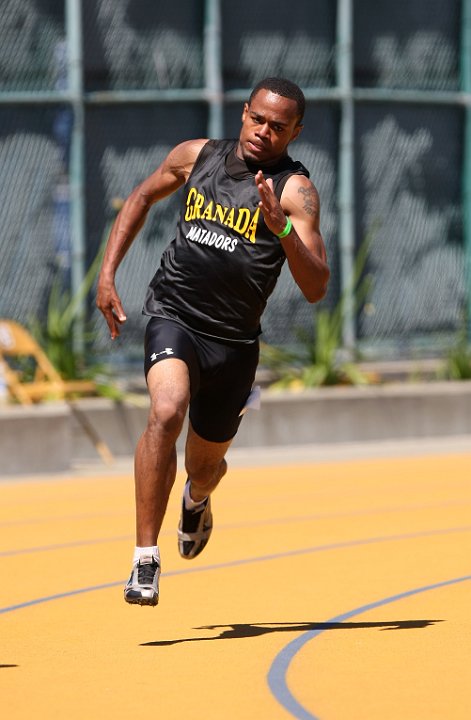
[
  {"left": 249, "top": 78, "right": 305, "bottom": 124},
  {"left": 238, "top": 77, "right": 305, "bottom": 166}
]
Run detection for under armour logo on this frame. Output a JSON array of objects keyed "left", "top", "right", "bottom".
[{"left": 150, "top": 348, "right": 174, "bottom": 361}]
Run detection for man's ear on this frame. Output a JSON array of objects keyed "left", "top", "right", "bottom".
[
  {"left": 291, "top": 123, "right": 303, "bottom": 143},
  {"left": 241, "top": 102, "right": 250, "bottom": 122}
]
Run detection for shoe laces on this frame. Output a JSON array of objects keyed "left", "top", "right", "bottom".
[
  {"left": 183, "top": 495, "right": 208, "bottom": 518},
  {"left": 137, "top": 559, "right": 158, "bottom": 585}
]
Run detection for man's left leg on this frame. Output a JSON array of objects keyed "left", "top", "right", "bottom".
[
  {"left": 177, "top": 334, "right": 259, "bottom": 559},
  {"left": 178, "top": 423, "right": 232, "bottom": 559}
]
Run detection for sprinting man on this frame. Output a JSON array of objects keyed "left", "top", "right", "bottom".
[{"left": 96, "top": 77, "right": 330, "bottom": 606}]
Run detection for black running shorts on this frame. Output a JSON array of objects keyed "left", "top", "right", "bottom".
[{"left": 144, "top": 317, "right": 259, "bottom": 443}]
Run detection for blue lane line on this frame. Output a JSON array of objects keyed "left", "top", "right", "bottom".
[
  {"left": 0, "top": 536, "right": 134, "bottom": 557},
  {"left": 2, "top": 522, "right": 471, "bottom": 560},
  {"left": 267, "top": 574, "right": 471, "bottom": 720},
  {"left": 0, "top": 581, "right": 124, "bottom": 615},
  {"left": 1, "top": 525, "right": 471, "bottom": 615}
]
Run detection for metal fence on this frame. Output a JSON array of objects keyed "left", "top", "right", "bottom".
[{"left": 0, "top": 0, "right": 470, "bottom": 367}]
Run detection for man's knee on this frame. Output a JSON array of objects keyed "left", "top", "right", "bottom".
[
  {"left": 147, "top": 397, "right": 187, "bottom": 439},
  {"left": 186, "top": 456, "right": 227, "bottom": 485}
]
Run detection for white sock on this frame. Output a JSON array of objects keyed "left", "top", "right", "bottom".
[
  {"left": 133, "top": 545, "right": 160, "bottom": 565},
  {"left": 184, "top": 480, "right": 207, "bottom": 510}
]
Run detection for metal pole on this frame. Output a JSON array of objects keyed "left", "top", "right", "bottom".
[
  {"left": 65, "top": 0, "right": 86, "bottom": 353},
  {"left": 461, "top": 0, "right": 471, "bottom": 338},
  {"left": 204, "top": 0, "right": 223, "bottom": 139},
  {"left": 336, "top": 0, "right": 356, "bottom": 352}
]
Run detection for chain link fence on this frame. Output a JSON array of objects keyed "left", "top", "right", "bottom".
[{"left": 0, "top": 0, "right": 468, "bottom": 372}]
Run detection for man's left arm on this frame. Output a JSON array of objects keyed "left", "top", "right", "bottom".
[{"left": 255, "top": 171, "right": 330, "bottom": 303}]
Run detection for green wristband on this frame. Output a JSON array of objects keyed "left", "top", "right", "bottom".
[{"left": 277, "top": 217, "right": 292, "bottom": 239}]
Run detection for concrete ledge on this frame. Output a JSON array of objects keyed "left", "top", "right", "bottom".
[
  {"left": 1, "top": 381, "right": 471, "bottom": 475},
  {"left": 0, "top": 403, "right": 70, "bottom": 475},
  {"left": 235, "top": 381, "right": 471, "bottom": 447}
]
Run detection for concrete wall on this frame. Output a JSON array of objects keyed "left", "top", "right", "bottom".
[
  {"left": 1, "top": 381, "right": 470, "bottom": 475},
  {"left": 0, "top": 403, "right": 71, "bottom": 475},
  {"left": 235, "top": 382, "right": 471, "bottom": 447}
]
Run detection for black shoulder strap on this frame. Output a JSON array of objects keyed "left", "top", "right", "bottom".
[
  {"left": 273, "top": 160, "right": 310, "bottom": 200},
  {"left": 187, "top": 139, "right": 235, "bottom": 182}
]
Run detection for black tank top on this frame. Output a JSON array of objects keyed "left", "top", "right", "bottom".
[{"left": 143, "top": 139, "right": 309, "bottom": 342}]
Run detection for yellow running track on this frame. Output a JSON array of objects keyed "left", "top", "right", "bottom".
[{"left": 1, "top": 447, "right": 471, "bottom": 719}]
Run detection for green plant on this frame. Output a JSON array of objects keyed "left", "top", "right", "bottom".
[
  {"left": 261, "top": 239, "right": 373, "bottom": 389},
  {"left": 439, "top": 332, "right": 471, "bottom": 381},
  {"left": 261, "top": 309, "right": 369, "bottom": 389},
  {"left": 28, "top": 204, "right": 124, "bottom": 398},
  {"left": 30, "top": 245, "right": 104, "bottom": 380}
]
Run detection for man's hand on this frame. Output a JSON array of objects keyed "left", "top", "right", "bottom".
[
  {"left": 256, "top": 170, "right": 329, "bottom": 303},
  {"left": 96, "top": 278, "right": 127, "bottom": 340},
  {"left": 255, "top": 170, "right": 288, "bottom": 236}
]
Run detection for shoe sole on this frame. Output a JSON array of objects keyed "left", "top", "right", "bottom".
[{"left": 124, "top": 594, "right": 159, "bottom": 607}]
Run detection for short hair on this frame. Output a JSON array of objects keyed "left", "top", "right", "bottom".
[{"left": 249, "top": 77, "right": 305, "bottom": 124}]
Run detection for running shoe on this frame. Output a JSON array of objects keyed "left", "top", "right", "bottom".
[
  {"left": 178, "top": 481, "right": 213, "bottom": 559},
  {"left": 124, "top": 554, "right": 160, "bottom": 606}
]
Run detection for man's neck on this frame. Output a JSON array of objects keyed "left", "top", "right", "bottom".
[{"left": 235, "top": 143, "right": 288, "bottom": 170}]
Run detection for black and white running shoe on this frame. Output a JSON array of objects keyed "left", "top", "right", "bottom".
[
  {"left": 178, "top": 481, "right": 213, "bottom": 559},
  {"left": 124, "top": 554, "right": 160, "bottom": 606}
]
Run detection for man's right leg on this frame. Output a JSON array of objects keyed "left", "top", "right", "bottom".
[
  {"left": 135, "top": 358, "right": 190, "bottom": 545},
  {"left": 124, "top": 358, "right": 190, "bottom": 606}
]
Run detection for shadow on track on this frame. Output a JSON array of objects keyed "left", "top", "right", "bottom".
[{"left": 141, "top": 618, "right": 442, "bottom": 646}]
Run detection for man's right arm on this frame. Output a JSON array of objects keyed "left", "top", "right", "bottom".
[{"left": 97, "top": 138, "right": 208, "bottom": 339}]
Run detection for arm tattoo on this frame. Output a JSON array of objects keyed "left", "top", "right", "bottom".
[{"left": 298, "top": 186, "right": 319, "bottom": 218}]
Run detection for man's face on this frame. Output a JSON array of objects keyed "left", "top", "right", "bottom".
[{"left": 237, "top": 89, "right": 302, "bottom": 166}]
